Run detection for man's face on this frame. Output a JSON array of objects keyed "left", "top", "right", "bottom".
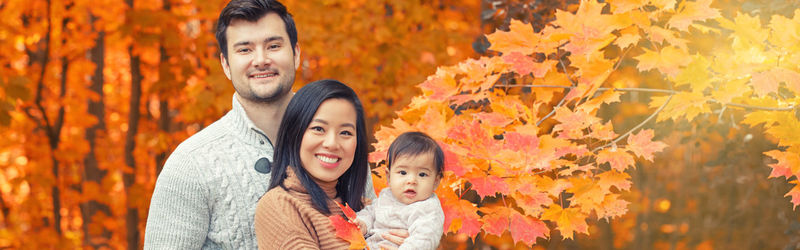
[{"left": 220, "top": 13, "right": 300, "bottom": 104}]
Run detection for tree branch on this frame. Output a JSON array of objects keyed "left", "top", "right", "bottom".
[
  {"left": 535, "top": 59, "right": 574, "bottom": 126},
  {"left": 494, "top": 85, "right": 798, "bottom": 111},
  {"left": 594, "top": 93, "right": 674, "bottom": 152}
]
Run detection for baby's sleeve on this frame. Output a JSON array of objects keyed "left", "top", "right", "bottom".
[
  {"left": 398, "top": 196, "right": 445, "bottom": 250},
  {"left": 356, "top": 203, "right": 376, "bottom": 237}
]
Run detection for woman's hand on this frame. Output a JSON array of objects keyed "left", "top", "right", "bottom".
[{"left": 379, "top": 229, "right": 409, "bottom": 249}]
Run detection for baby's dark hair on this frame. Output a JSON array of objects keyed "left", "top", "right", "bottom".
[{"left": 386, "top": 132, "right": 444, "bottom": 177}]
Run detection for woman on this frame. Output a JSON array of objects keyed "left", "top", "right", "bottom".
[{"left": 254, "top": 79, "right": 371, "bottom": 249}]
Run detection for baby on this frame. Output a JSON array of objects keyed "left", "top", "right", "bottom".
[{"left": 356, "top": 131, "right": 445, "bottom": 250}]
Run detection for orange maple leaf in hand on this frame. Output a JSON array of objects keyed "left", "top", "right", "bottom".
[{"left": 329, "top": 201, "right": 368, "bottom": 249}]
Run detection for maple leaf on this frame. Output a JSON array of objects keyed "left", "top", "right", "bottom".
[
  {"left": 541, "top": 204, "right": 589, "bottom": 239},
  {"left": 764, "top": 150, "right": 800, "bottom": 179},
  {"left": 536, "top": 175, "right": 573, "bottom": 197},
  {"left": 614, "top": 25, "right": 641, "bottom": 49},
  {"left": 554, "top": 0, "right": 632, "bottom": 55},
  {"left": 597, "top": 170, "right": 632, "bottom": 191},
  {"left": 473, "top": 112, "right": 513, "bottom": 128},
  {"left": 595, "top": 194, "right": 630, "bottom": 219},
  {"left": 634, "top": 46, "right": 690, "bottom": 77},
  {"left": 568, "top": 177, "right": 608, "bottom": 214},
  {"left": 479, "top": 206, "right": 512, "bottom": 237},
  {"left": 750, "top": 68, "right": 800, "bottom": 97},
  {"left": 512, "top": 191, "right": 552, "bottom": 217},
  {"left": 785, "top": 181, "right": 800, "bottom": 210},
  {"left": 329, "top": 202, "right": 367, "bottom": 249},
  {"left": 644, "top": 26, "right": 688, "bottom": 50},
  {"left": 419, "top": 73, "right": 457, "bottom": 102},
  {"left": 501, "top": 52, "right": 555, "bottom": 78},
  {"left": 596, "top": 147, "right": 636, "bottom": 171},
  {"left": 552, "top": 107, "right": 601, "bottom": 139},
  {"left": 649, "top": 92, "right": 710, "bottom": 122},
  {"left": 626, "top": 129, "right": 667, "bottom": 162},
  {"left": 442, "top": 198, "right": 482, "bottom": 237},
  {"left": 606, "top": 0, "right": 648, "bottom": 14},
  {"left": 503, "top": 131, "right": 539, "bottom": 152},
  {"left": 509, "top": 210, "right": 549, "bottom": 245},
  {"left": 469, "top": 175, "right": 510, "bottom": 198},
  {"left": 667, "top": 0, "right": 721, "bottom": 31},
  {"left": 672, "top": 54, "right": 712, "bottom": 92},
  {"left": 486, "top": 20, "right": 549, "bottom": 55},
  {"left": 711, "top": 78, "right": 749, "bottom": 104}
]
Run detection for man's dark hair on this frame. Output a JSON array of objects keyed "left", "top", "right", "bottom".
[
  {"left": 386, "top": 132, "right": 445, "bottom": 178},
  {"left": 268, "top": 79, "right": 369, "bottom": 214},
  {"left": 215, "top": 0, "right": 298, "bottom": 60}
]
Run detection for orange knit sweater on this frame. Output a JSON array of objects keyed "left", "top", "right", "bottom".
[{"left": 254, "top": 167, "right": 349, "bottom": 250}]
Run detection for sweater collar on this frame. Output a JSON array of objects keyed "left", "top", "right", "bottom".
[
  {"left": 285, "top": 167, "right": 339, "bottom": 199},
  {"left": 228, "top": 94, "right": 270, "bottom": 146}
]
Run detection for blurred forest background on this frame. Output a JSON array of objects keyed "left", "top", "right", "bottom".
[{"left": 1, "top": 0, "right": 799, "bottom": 249}]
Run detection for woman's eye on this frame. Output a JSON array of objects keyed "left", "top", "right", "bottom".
[
  {"left": 340, "top": 130, "right": 353, "bottom": 136},
  {"left": 310, "top": 126, "right": 324, "bottom": 132}
]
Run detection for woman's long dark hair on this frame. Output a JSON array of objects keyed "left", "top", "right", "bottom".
[{"left": 268, "top": 79, "right": 368, "bottom": 213}]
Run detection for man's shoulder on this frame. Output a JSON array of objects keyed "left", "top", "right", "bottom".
[{"left": 168, "top": 115, "right": 235, "bottom": 158}]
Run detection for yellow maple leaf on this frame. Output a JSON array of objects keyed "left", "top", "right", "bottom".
[
  {"left": 486, "top": 20, "right": 543, "bottom": 55},
  {"left": 541, "top": 204, "right": 589, "bottom": 239},
  {"left": 667, "top": 0, "right": 721, "bottom": 31},
  {"left": 634, "top": 46, "right": 690, "bottom": 77}
]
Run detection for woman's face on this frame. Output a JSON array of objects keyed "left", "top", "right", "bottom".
[{"left": 299, "top": 98, "right": 358, "bottom": 183}]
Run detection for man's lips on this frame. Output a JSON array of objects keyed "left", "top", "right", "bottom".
[{"left": 250, "top": 71, "right": 278, "bottom": 79}]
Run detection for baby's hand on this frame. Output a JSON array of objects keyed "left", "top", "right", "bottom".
[{"left": 356, "top": 219, "right": 367, "bottom": 235}]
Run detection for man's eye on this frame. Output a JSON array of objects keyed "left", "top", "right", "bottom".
[
  {"left": 268, "top": 44, "right": 281, "bottom": 50},
  {"left": 237, "top": 48, "right": 251, "bottom": 53}
]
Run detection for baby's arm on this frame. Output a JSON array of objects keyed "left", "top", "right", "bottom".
[
  {"left": 396, "top": 197, "right": 445, "bottom": 250},
  {"left": 356, "top": 203, "right": 376, "bottom": 237}
]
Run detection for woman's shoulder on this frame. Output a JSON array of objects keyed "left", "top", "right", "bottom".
[{"left": 257, "top": 186, "right": 307, "bottom": 212}]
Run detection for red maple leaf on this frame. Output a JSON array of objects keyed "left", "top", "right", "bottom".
[
  {"left": 479, "top": 206, "right": 512, "bottom": 237},
  {"left": 765, "top": 150, "right": 800, "bottom": 179},
  {"left": 510, "top": 210, "right": 549, "bottom": 245},
  {"left": 328, "top": 201, "right": 367, "bottom": 249},
  {"left": 442, "top": 198, "right": 482, "bottom": 237},
  {"left": 626, "top": 129, "right": 667, "bottom": 162},
  {"left": 786, "top": 181, "right": 800, "bottom": 210},
  {"left": 469, "top": 175, "right": 510, "bottom": 198}
]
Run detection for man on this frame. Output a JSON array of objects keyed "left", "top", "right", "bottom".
[{"left": 143, "top": 0, "right": 379, "bottom": 249}]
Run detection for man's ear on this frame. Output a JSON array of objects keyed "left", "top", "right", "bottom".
[
  {"left": 293, "top": 44, "right": 301, "bottom": 70},
  {"left": 220, "top": 53, "right": 231, "bottom": 80}
]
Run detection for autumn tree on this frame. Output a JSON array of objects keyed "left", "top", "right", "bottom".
[{"left": 370, "top": 0, "right": 800, "bottom": 248}]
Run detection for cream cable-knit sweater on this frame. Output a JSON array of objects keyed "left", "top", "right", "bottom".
[{"left": 143, "top": 95, "right": 376, "bottom": 249}]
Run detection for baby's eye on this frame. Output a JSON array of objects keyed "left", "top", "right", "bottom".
[
  {"left": 419, "top": 173, "right": 428, "bottom": 177},
  {"left": 398, "top": 170, "right": 407, "bottom": 175}
]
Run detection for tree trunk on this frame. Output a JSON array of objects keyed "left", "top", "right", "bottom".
[
  {"left": 81, "top": 15, "right": 111, "bottom": 248},
  {"left": 124, "top": 44, "right": 142, "bottom": 250},
  {"left": 155, "top": 0, "right": 172, "bottom": 177},
  {"left": 122, "top": 1, "right": 142, "bottom": 248}
]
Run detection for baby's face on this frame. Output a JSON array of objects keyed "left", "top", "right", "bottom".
[{"left": 387, "top": 153, "right": 441, "bottom": 205}]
